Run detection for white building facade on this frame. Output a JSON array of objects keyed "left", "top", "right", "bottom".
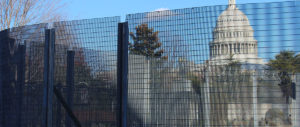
[{"left": 209, "top": 0, "right": 264, "bottom": 65}]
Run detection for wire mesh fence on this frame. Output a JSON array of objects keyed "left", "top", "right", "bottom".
[
  {"left": 126, "top": 1, "right": 300, "bottom": 127},
  {"left": 0, "top": 24, "right": 48, "bottom": 127},
  {"left": 0, "top": 1, "right": 300, "bottom": 127},
  {"left": 52, "top": 17, "right": 120, "bottom": 127}
]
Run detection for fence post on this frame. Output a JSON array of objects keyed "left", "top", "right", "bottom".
[
  {"left": 42, "top": 29, "right": 49, "bottom": 127},
  {"left": 294, "top": 73, "right": 300, "bottom": 127},
  {"left": 42, "top": 28, "right": 55, "bottom": 127},
  {"left": 65, "top": 50, "right": 75, "bottom": 127},
  {"left": 252, "top": 71, "right": 258, "bottom": 127},
  {"left": 56, "top": 83, "right": 62, "bottom": 127},
  {"left": 204, "top": 65, "right": 211, "bottom": 127},
  {"left": 117, "top": 22, "right": 128, "bottom": 127},
  {"left": 0, "top": 30, "right": 16, "bottom": 127},
  {"left": 0, "top": 31, "right": 3, "bottom": 127},
  {"left": 16, "top": 43, "right": 26, "bottom": 127}
]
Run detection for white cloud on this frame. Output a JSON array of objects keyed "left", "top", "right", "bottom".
[
  {"left": 154, "top": 8, "right": 170, "bottom": 12},
  {"left": 143, "top": 8, "right": 177, "bottom": 22}
]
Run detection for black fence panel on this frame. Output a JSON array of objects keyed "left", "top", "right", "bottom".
[
  {"left": 0, "top": 24, "right": 48, "bottom": 127},
  {"left": 52, "top": 17, "right": 120, "bottom": 127},
  {"left": 0, "top": 1, "right": 300, "bottom": 127}
]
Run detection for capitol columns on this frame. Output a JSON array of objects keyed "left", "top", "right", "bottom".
[
  {"left": 219, "top": 44, "right": 221, "bottom": 55},
  {"left": 228, "top": 44, "right": 230, "bottom": 54},
  {"left": 216, "top": 44, "right": 219, "bottom": 55},
  {"left": 239, "top": 43, "right": 242, "bottom": 54}
]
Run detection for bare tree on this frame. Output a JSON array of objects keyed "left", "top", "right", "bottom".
[
  {"left": 0, "top": 0, "right": 68, "bottom": 85},
  {"left": 0, "top": 0, "right": 66, "bottom": 31},
  {"left": 0, "top": 0, "right": 67, "bottom": 83}
]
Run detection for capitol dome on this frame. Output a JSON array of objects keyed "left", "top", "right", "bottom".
[
  {"left": 215, "top": 7, "right": 253, "bottom": 32},
  {"left": 209, "top": 0, "right": 264, "bottom": 65}
]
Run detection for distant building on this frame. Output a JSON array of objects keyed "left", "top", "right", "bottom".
[
  {"left": 207, "top": 0, "right": 294, "bottom": 126},
  {"left": 209, "top": 0, "right": 264, "bottom": 65},
  {"left": 128, "top": 54, "right": 202, "bottom": 126}
]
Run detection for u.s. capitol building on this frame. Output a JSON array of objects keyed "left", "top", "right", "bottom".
[{"left": 209, "top": 0, "right": 264, "bottom": 65}]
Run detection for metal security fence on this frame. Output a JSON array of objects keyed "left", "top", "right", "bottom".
[
  {"left": 0, "top": 24, "right": 48, "bottom": 127},
  {"left": 0, "top": 1, "right": 300, "bottom": 127},
  {"left": 52, "top": 17, "right": 120, "bottom": 127},
  {"left": 0, "top": 17, "right": 121, "bottom": 127},
  {"left": 126, "top": 1, "right": 300, "bottom": 127}
]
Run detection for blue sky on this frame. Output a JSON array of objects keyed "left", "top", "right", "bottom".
[
  {"left": 63, "top": 0, "right": 289, "bottom": 21},
  {"left": 59, "top": 0, "right": 299, "bottom": 64},
  {"left": 123, "top": 0, "right": 299, "bottom": 62}
]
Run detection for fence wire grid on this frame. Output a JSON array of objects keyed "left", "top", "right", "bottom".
[{"left": 0, "top": 1, "right": 300, "bottom": 127}]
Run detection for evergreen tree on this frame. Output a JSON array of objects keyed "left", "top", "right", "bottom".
[
  {"left": 129, "top": 24, "right": 167, "bottom": 59},
  {"left": 268, "top": 51, "right": 299, "bottom": 103}
]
